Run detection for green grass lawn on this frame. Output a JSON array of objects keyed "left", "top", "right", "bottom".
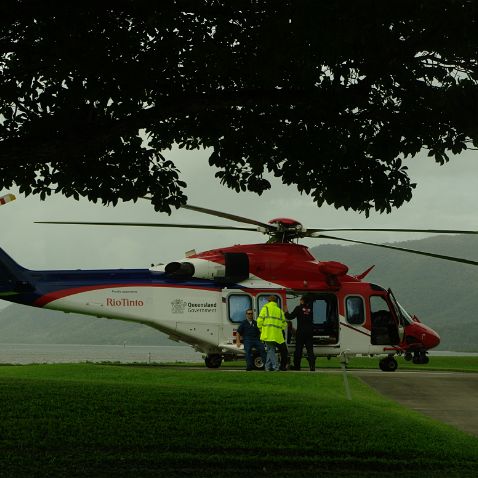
[{"left": 0, "top": 364, "right": 476, "bottom": 477}]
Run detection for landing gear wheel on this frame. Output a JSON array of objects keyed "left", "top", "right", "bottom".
[
  {"left": 379, "top": 356, "right": 398, "bottom": 372},
  {"left": 412, "top": 351, "right": 429, "bottom": 364},
  {"left": 252, "top": 351, "right": 265, "bottom": 370},
  {"left": 205, "top": 354, "right": 222, "bottom": 368},
  {"left": 404, "top": 352, "right": 413, "bottom": 362}
]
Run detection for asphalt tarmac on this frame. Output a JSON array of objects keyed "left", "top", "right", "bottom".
[{"left": 354, "top": 370, "right": 478, "bottom": 437}]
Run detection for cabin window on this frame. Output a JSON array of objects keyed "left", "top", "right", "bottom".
[
  {"left": 228, "top": 294, "right": 253, "bottom": 323},
  {"left": 257, "top": 294, "right": 282, "bottom": 311},
  {"left": 346, "top": 296, "right": 365, "bottom": 325}
]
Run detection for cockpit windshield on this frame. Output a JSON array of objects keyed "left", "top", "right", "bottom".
[{"left": 388, "top": 289, "right": 413, "bottom": 326}]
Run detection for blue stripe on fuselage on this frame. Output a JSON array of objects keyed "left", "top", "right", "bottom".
[{"left": 5, "top": 268, "right": 242, "bottom": 307}]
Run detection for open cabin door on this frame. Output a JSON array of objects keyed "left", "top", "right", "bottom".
[{"left": 286, "top": 292, "right": 339, "bottom": 346}]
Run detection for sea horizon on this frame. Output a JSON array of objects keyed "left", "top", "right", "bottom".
[
  {"left": 0, "top": 343, "right": 476, "bottom": 365},
  {"left": 0, "top": 343, "right": 204, "bottom": 364}
]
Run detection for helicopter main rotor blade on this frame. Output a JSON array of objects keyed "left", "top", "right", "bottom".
[
  {"left": 35, "top": 221, "right": 258, "bottom": 232},
  {"left": 180, "top": 204, "right": 273, "bottom": 229},
  {"left": 307, "top": 228, "right": 478, "bottom": 235},
  {"left": 316, "top": 234, "right": 478, "bottom": 267},
  {"left": 141, "top": 196, "right": 272, "bottom": 229}
]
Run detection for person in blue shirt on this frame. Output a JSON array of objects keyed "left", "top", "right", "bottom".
[{"left": 236, "top": 308, "right": 267, "bottom": 371}]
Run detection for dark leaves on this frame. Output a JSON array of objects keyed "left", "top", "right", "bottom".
[{"left": 1, "top": 1, "right": 478, "bottom": 214}]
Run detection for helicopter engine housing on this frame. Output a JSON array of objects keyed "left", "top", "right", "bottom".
[{"left": 163, "top": 258, "right": 225, "bottom": 280}]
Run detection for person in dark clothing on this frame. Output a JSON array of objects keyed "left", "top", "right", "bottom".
[
  {"left": 285, "top": 295, "right": 316, "bottom": 371},
  {"left": 236, "top": 309, "right": 267, "bottom": 371}
]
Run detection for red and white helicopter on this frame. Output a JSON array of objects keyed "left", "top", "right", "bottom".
[
  {"left": 1, "top": 198, "right": 477, "bottom": 371},
  {"left": 0, "top": 193, "right": 16, "bottom": 207}
]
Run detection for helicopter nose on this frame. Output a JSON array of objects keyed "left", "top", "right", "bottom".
[
  {"left": 405, "top": 323, "right": 440, "bottom": 349},
  {"left": 420, "top": 327, "right": 441, "bottom": 349}
]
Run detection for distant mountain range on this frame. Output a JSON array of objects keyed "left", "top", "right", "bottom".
[
  {"left": 0, "top": 303, "right": 175, "bottom": 346},
  {"left": 0, "top": 234, "right": 476, "bottom": 351}
]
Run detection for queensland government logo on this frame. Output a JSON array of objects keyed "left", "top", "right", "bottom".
[
  {"left": 171, "top": 299, "right": 187, "bottom": 314},
  {"left": 171, "top": 299, "right": 218, "bottom": 313}
]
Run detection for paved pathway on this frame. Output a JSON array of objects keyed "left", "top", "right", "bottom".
[{"left": 353, "top": 370, "right": 478, "bottom": 437}]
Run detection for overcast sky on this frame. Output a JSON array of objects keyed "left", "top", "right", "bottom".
[{"left": 1, "top": 147, "right": 478, "bottom": 277}]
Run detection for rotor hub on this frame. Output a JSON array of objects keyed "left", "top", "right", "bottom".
[{"left": 267, "top": 218, "right": 306, "bottom": 242}]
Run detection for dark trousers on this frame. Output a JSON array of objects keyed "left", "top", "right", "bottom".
[
  {"left": 277, "top": 341, "right": 288, "bottom": 370},
  {"left": 294, "top": 333, "right": 315, "bottom": 370}
]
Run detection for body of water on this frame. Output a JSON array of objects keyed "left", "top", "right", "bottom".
[
  {"left": 0, "top": 343, "right": 204, "bottom": 364},
  {"left": 0, "top": 344, "right": 476, "bottom": 365}
]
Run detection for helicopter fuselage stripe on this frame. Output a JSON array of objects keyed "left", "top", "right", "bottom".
[{"left": 33, "top": 283, "right": 223, "bottom": 307}]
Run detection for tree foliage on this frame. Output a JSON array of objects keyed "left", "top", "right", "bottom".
[{"left": 1, "top": 0, "right": 478, "bottom": 214}]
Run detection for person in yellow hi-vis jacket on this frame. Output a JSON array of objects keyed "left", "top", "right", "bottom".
[{"left": 257, "top": 295, "right": 288, "bottom": 371}]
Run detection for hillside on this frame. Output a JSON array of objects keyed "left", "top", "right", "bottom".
[
  {"left": 0, "top": 303, "right": 177, "bottom": 346},
  {"left": 312, "top": 234, "right": 478, "bottom": 352},
  {"left": 0, "top": 234, "right": 477, "bottom": 351}
]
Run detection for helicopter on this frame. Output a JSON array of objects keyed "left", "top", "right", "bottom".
[
  {"left": 1, "top": 199, "right": 477, "bottom": 371},
  {"left": 0, "top": 193, "right": 16, "bottom": 207}
]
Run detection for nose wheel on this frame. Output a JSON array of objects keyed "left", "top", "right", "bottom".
[
  {"left": 379, "top": 356, "right": 398, "bottom": 372},
  {"left": 412, "top": 351, "right": 429, "bottom": 364}
]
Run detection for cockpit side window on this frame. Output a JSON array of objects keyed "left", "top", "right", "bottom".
[
  {"left": 346, "top": 296, "right": 365, "bottom": 325},
  {"left": 370, "top": 295, "right": 393, "bottom": 320}
]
